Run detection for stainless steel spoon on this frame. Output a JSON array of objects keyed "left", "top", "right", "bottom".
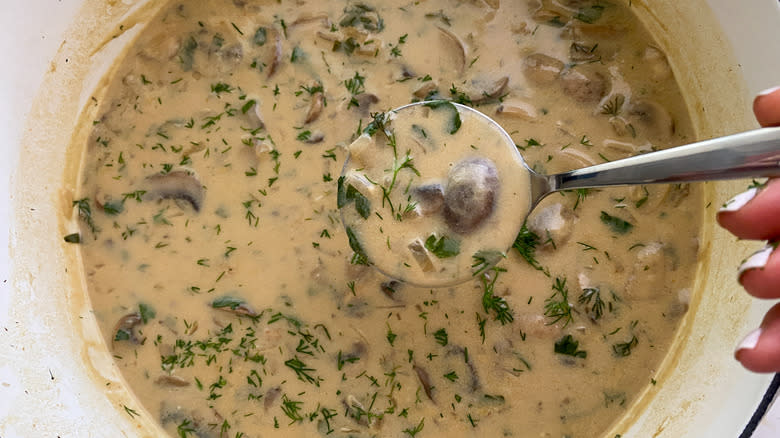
[{"left": 342, "top": 102, "right": 780, "bottom": 287}]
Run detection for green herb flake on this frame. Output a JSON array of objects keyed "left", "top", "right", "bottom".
[
  {"left": 423, "top": 100, "right": 461, "bottom": 134},
  {"left": 424, "top": 234, "right": 460, "bottom": 258},
  {"left": 433, "top": 328, "right": 448, "bottom": 346},
  {"left": 554, "top": 334, "right": 587, "bottom": 358},
  {"left": 600, "top": 211, "right": 634, "bottom": 234},
  {"left": 114, "top": 329, "right": 131, "bottom": 342},
  {"left": 612, "top": 335, "right": 638, "bottom": 357},
  {"left": 253, "top": 27, "right": 267, "bottom": 46},
  {"left": 102, "top": 200, "right": 124, "bottom": 216},
  {"left": 403, "top": 417, "right": 425, "bottom": 437},
  {"left": 443, "top": 371, "right": 458, "bottom": 382},
  {"left": 337, "top": 176, "right": 372, "bottom": 219},
  {"left": 138, "top": 303, "right": 156, "bottom": 324},
  {"left": 290, "top": 46, "right": 305, "bottom": 63},
  {"left": 241, "top": 99, "right": 257, "bottom": 114},
  {"left": 574, "top": 4, "right": 606, "bottom": 24},
  {"left": 345, "top": 226, "right": 369, "bottom": 265}
]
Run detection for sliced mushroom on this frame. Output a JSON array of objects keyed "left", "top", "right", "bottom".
[
  {"left": 560, "top": 67, "right": 609, "bottom": 102},
  {"left": 316, "top": 30, "right": 341, "bottom": 42},
  {"left": 380, "top": 280, "right": 402, "bottom": 299},
  {"left": 267, "top": 29, "right": 283, "bottom": 78},
  {"left": 527, "top": 202, "right": 577, "bottom": 249},
  {"left": 664, "top": 183, "right": 690, "bottom": 207},
  {"left": 291, "top": 13, "right": 331, "bottom": 29},
  {"left": 400, "top": 65, "right": 416, "bottom": 80},
  {"left": 304, "top": 131, "right": 325, "bottom": 144},
  {"left": 144, "top": 170, "right": 204, "bottom": 212},
  {"left": 216, "top": 302, "right": 258, "bottom": 317},
  {"left": 468, "top": 76, "right": 509, "bottom": 104},
  {"left": 350, "top": 93, "right": 379, "bottom": 116},
  {"left": 609, "top": 116, "right": 635, "bottom": 138},
  {"left": 264, "top": 386, "right": 282, "bottom": 411},
  {"left": 413, "top": 81, "right": 438, "bottom": 99},
  {"left": 112, "top": 313, "right": 142, "bottom": 346},
  {"left": 522, "top": 53, "right": 564, "bottom": 85},
  {"left": 355, "top": 39, "right": 382, "bottom": 57},
  {"left": 570, "top": 22, "right": 627, "bottom": 39},
  {"left": 496, "top": 99, "right": 538, "bottom": 121},
  {"left": 628, "top": 100, "right": 675, "bottom": 141},
  {"left": 437, "top": 26, "right": 467, "bottom": 74},
  {"left": 347, "top": 134, "right": 380, "bottom": 169},
  {"left": 341, "top": 342, "right": 367, "bottom": 363},
  {"left": 413, "top": 364, "right": 435, "bottom": 402},
  {"left": 532, "top": 7, "right": 568, "bottom": 25},
  {"left": 443, "top": 158, "right": 499, "bottom": 234},
  {"left": 412, "top": 184, "right": 445, "bottom": 216},
  {"left": 569, "top": 41, "right": 599, "bottom": 62},
  {"left": 447, "top": 345, "right": 481, "bottom": 392},
  {"left": 556, "top": 146, "right": 599, "bottom": 170},
  {"left": 603, "top": 139, "right": 644, "bottom": 158},
  {"left": 160, "top": 405, "right": 218, "bottom": 438},
  {"left": 244, "top": 100, "right": 264, "bottom": 130},
  {"left": 304, "top": 92, "right": 324, "bottom": 124},
  {"left": 155, "top": 374, "right": 191, "bottom": 388},
  {"left": 408, "top": 239, "right": 435, "bottom": 272}
]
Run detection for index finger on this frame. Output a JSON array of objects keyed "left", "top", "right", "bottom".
[{"left": 754, "top": 86, "right": 780, "bottom": 128}]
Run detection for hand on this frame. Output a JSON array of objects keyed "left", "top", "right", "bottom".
[{"left": 717, "top": 86, "right": 780, "bottom": 373}]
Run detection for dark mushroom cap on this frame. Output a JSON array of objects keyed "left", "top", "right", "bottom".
[
  {"left": 443, "top": 158, "right": 499, "bottom": 234},
  {"left": 144, "top": 170, "right": 204, "bottom": 212}
]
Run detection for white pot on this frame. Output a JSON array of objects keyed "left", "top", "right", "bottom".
[{"left": 1, "top": 1, "right": 779, "bottom": 436}]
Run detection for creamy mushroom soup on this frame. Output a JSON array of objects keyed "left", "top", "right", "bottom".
[{"left": 72, "top": 0, "right": 703, "bottom": 437}]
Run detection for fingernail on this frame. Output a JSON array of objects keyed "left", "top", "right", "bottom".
[
  {"left": 738, "top": 244, "right": 774, "bottom": 277},
  {"left": 736, "top": 328, "right": 763, "bottom": 353},
  {"left": 757, "top": 86, "right": 780, "bottom": 97},
  {"left": 719, "top": 187, "right": 758, "bottom": 213}
]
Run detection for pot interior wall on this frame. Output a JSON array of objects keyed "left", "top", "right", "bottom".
[{"left": 4, "top": 0, "right": 777, "bottom": 436}]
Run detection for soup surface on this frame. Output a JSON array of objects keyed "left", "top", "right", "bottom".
[{"left": 73, "top": 0, "right": 703, "bottom": 436}]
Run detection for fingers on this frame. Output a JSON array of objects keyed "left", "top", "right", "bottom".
[
  {"left": 735, "top": 303, "right": 780, "bottom": 373},
  {"left": 753, "top": 86, "right": 780, "bottom": 127},
  {"left": 717, "top": 178, "right": 780, "bottom": 241},
  {"left": 739, "top": 244, "right": 780, "bottom": 299},
  {"left": 728, "top": 86, "right": 780, "bottom": 373}
]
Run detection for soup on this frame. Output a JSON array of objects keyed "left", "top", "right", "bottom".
[{"left": 72, "top": 0, "right": 702, "bottom": 436}]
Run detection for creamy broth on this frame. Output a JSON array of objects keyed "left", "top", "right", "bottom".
[
  {"left": 73, "top": 0, "right": 703, "bottom": 437},
  {"left": 341, "top": 103, "right": 531, "bottom": 286}
]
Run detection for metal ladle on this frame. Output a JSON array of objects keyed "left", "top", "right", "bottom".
[{"left": 341, "top": 102, "right": 780, "bottom": 287}]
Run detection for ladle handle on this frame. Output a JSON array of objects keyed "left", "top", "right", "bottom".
[{"left": 551, "top": 127, "right": 780, "bottom": 192}]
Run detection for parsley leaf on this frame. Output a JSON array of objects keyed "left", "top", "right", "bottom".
[
  {"left": 424, "top": 234, "right": 460, "bottom": 258},
  {"left": 423, "top": 100, "right": 461, "bottom": 134},
  {"left": 600, "top": 211, "right": 634, "bottom": 234},
  {"left": 554, "top": 334, "right": 587, "bottom": 358}
]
